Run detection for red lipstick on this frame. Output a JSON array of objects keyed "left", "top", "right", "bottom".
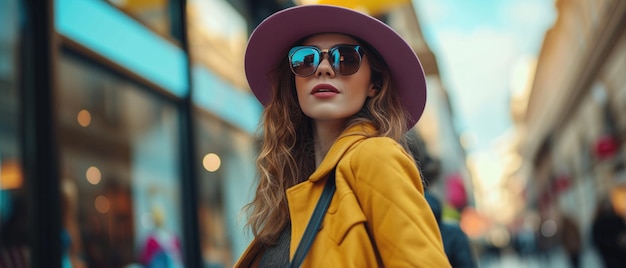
[{"left": 311, "top": 84, "right": 339, "bottom": 94}]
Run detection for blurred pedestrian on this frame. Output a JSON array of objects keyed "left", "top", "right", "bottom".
[
  {"left": 425, "top": 191, "right": 477, "bottom": 268},
  {"left": 406, "top": 129, "right": 441, "bottom": 186},
  {"left": 592, "top": 197, "right": 626, "bottom": 268},
  {"left": 559, "top": 215, "right": 581, "bottom": 268},
  {"left": 235, "top": 4, "right": 449, "bottom": 267}
]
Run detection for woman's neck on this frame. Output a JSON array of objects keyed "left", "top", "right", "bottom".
[{"left": 313, "top": 120, "right": 345, "bottom": 167}]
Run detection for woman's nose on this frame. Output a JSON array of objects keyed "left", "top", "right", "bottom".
[{"left": 315, "top": 52, "right": 336, "bottom": 77}]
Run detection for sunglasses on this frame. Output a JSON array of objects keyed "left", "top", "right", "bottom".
[{"left": 288, "top": 45, "right": 365, "bottom": 77}]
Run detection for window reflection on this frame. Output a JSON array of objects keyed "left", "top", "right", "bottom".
[
  {"left": 187, "top": 0, "right": 259, "bottom": 263},
  {"left": 193, "top": 107, "right": 260, "bottom": 266},
  {"left": 57, "top": 53, "right": 184, "bottom": 267},
  {"left": 187, "top": 0, "right": 248, "bottom": 88},
  {"left": 194, "top": 110, "right": 233, "bottom": 267}
]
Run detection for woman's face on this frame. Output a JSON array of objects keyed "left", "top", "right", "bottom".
[{"left": 294, "top": 33, "right": 376, "bottom": 126}]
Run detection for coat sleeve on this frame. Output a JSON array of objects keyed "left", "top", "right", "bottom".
[{"left": 347, "top": 137, "right": 451, "bottom": 267}]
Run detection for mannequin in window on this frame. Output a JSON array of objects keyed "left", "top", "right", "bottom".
[{"left": 140, "top": 206, "right": 183, "bottom": 268}]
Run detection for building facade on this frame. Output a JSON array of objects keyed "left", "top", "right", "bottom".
[
  {"left": 386, "top": 3, "right": 473, "bottom": 216},
  {"left": 512, "top": 0, "right": 626, "bottom": 263},
  {"left": 1, "top": 0, "right": 264, "bottom": 267}
]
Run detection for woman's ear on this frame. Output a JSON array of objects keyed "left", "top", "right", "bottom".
[{"left": 368, "top": 85, "right": 378, "bottom": 97}]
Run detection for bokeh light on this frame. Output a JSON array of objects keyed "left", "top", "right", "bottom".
[
  {"left": 203, "top": 153, "right": 221, "bottom": 172},
  {"left": 86, "top": 166, "right": 102, "bottom": 185},
  {"left": 95, "top": 195, "right": 110, "bottom": 213},
  {"left": 77, "top": 109, "right": 92, "bottom": 127}
]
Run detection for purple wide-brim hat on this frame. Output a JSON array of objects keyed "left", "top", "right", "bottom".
[{"left": 245, "top": 4, "right": 427, "bottom": 128}]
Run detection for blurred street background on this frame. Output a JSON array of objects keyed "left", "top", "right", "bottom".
[{"left": 1, "top": 0, "right": 625, "bottom": 267}]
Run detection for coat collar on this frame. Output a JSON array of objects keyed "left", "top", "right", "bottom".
[{"left": 308, "top": 123, "right": 377, "bottom": 182}]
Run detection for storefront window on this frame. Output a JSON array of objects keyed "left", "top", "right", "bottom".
[
  {"left": 107, "top": 0, "right": 172, "bottom": 38},
  {"left": 186, "top": 0, "right": 261, "bottom": 263},
  {"left": 0, "top": 0, "right": 28, "bottom": 266},
  {"left": 194, "top": 108, "right": 258, "bottom": 266},
  {"left": 56, "top": 53, "right": 185, "bottom": 267},
  {"left": 56, "top": 0, "right": 189, "bottom": 98}
]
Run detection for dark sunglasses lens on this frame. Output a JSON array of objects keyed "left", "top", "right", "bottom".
[
  {"left": 290, "top": 48, "right": 319, "bottom": 76},
  {"left": 332, "top": 47, "right": 361, "bottom": 75}
]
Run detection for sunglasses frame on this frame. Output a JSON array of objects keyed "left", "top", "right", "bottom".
[{"left": 288, "top": 45, "right": 365, "bottom": 77}]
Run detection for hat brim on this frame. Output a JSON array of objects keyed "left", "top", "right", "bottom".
[{"left": 245, "top": 4, "right": 426, "bottom": 127}]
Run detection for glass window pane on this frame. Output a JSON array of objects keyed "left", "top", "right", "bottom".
[
  {"left": 187, "top": 0, "right": 260, "bottom": 263},
  {"left": 56, "top": 53, "right": 185, "bottom": 267},
  {"left": 194, "top": 108, "right": 258, "bottom": 266},
  {"left": 0, "top": 0, "right": 28, "bottom": 266},
  {"left": 56, "top": 0, "right": 189, "bottom": 97}
]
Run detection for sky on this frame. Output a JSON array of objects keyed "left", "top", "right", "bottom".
[
  {"left": 413, "top": 0, "right": 556, "bottom": 151},
  {"left": 412, "top": 0, "right": 557, "bottom": 186}
]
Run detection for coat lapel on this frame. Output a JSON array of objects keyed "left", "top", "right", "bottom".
[
  {"left": 287, "top": 123, "right": 376, "bottom": 258},
  {"left": 308, "top": 123, "right": 375, "bottom": 182}
]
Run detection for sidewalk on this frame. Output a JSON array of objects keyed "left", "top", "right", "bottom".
[{"left": 478, "top": 246, "right": 604, "bottom": 268}]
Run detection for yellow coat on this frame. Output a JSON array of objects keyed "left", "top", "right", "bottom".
[{"left": 236, "top": 124, "right": 450, "bottom": 267}]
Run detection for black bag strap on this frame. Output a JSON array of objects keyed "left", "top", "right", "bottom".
[{"left": 289, "top": 168, "right": 337, "bottom": 268}]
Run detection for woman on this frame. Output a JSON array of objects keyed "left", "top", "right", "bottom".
[{"left": 237, "top": 4, "right": 450, "bottom": 267}]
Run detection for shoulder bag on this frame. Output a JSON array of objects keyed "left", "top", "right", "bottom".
[{"left": 288, "top": 168, "right": 337, "bottom": 268}]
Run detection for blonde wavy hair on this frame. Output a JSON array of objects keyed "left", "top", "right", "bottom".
[{"left": 244, "top": 38, "right": 411, "bottom": 245}]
